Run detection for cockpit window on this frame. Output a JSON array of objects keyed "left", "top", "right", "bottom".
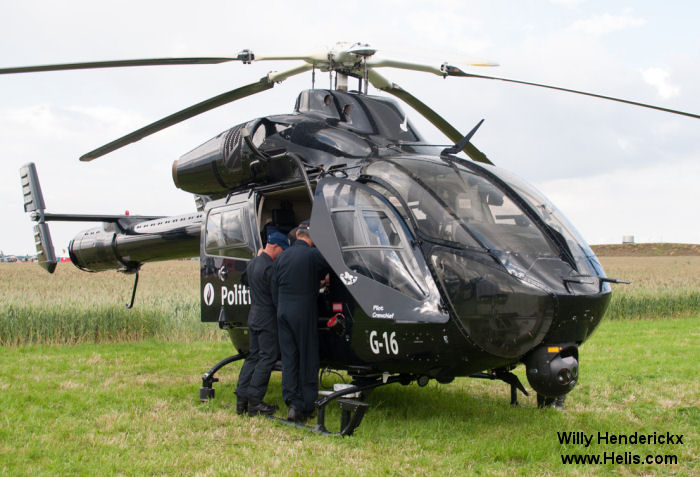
[
  {"left": 365, "top": 158, "right": 560, "bottom": 262},
  {"left": 364, "top": 160, "right": 481, "bottom": 248},
  {"left": 323, "top": 182, "right": 429, "bottom": 300},
  {"left": 480, "top": 164, "right": 601, "bottom": 277}
]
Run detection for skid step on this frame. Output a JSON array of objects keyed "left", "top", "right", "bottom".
[{"left": 265, "top": 398, "right": 370, "bottom": 436}]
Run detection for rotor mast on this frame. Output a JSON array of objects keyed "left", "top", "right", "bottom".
[{"left": 284, "top": 42, "right": 378, "bottom": 93}]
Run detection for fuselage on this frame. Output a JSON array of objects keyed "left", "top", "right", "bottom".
[{"left": 68, "top": 88, "right": 611, "bottom": 391}]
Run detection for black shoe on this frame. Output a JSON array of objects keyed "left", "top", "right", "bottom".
[
  {"left": 287, "top": 405, "right": 308, "bottom": 423},
  {"left": 236, "top": 397, "right": 248, "bottom": 416},
  {"left": 248, "top": 401, "right": 278, "bottom": 417}
]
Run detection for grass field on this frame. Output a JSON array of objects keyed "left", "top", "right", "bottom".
[
  {"left": 1, "top": 255, "right": 698, "bottom": 475},
  {"left": 0, "top": 319, "right": 697, "bottom": 475},
  {"left": 2, "top": 256, "right": 699, "bottom": 346},
  {"left": 601, "top": 256, "right": 700, "bottom": 320},
  {"left": 0, "top": 261, "right": 218, "bottom": 346}
]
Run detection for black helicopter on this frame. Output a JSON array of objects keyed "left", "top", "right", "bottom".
[{"left": 11, "top": 42, "right": 699, "bottom": 435}]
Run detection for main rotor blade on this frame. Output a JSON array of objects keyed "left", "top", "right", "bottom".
[
  {"left": 368, "top": 70, "right": 493, "bottom": 165},
  {"left": 0, "top": 57, "right": 240, "bottom": 75},
  {"left": 446, "top": 69, "right": 700, "bottom": 120},
  {"left": 251, "top": 52, "right": 328, "bottom": 63},
  {"left": 368, "top": 58, "right": 444, "bottom": 76},
  {"left": 367, "top": 58, "right": 498, "bottom": 77},
  {"left": 80, "top": 63, "right": 313, "bottom": 161}
]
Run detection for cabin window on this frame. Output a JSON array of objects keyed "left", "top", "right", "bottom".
[{"left": 205, "top": 204, "right": 255, "bottom": 260}]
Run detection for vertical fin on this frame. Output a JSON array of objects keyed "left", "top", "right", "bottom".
[{"left": 19, "top": 163, "right": 57, "bottom": 273}]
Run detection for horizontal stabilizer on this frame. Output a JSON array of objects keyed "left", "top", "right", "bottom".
[{"left": 40, "top": 213, "right": 164, "bottom": 223}]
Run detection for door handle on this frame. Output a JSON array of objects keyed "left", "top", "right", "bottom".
[{"left": 218, "top": 266, "right": 228, "bottom": 281}]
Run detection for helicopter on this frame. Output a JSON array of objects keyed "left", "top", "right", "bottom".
[{"left": 10, "top": 42, "right": 699, "bottom": 435}]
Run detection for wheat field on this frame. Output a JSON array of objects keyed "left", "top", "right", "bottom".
[{"left": 1, "top": 255, "right": 698, "bottom": 345}]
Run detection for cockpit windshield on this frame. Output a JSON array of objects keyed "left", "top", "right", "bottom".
[
  {"left": 365, "top": 158, "right": 559, "bottom": 258},
  {"left": 479, "top": 164, "right": 604, "bottom": 279},
  {"left": 363, "top": 157, "right": 596, "bottom": 290}
]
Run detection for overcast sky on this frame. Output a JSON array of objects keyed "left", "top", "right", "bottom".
[{"left": 1, "top": 0, "right": 699, "bottom": 256}]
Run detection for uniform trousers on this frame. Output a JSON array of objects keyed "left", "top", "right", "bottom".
[
  {"left": 276, "top": 293, "right": 319, "bottom": 415},
  {"left": 236, "top": 324, "right": 279, "bottom": 403}
]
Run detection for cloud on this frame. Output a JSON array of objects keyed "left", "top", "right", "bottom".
[
  {"left": 536, "top": 158, "right": 700, "bottom": 244},
  {"left": 570, "top": 13, "right": 646, "bottom": 36},
  {"left": 549, "top": 0, "right": 585, "bottom": 6},
  {"left": 641, "top": 67, "right": 681, "bottom": 99},
  {"left": 0, "top": 104, "right": 147, "bottom": 141}
]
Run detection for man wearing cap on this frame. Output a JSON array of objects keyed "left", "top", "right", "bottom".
[
  {"left": 235, "top": 231, "right": 289, "bottom": 416},
  {"left": 272, "top": 221, "right": 329, "bottom": 422}
]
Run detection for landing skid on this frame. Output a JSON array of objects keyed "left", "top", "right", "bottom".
[
  {"left": 471, "top": 369, "right": 529, "bottom": 405},
  {"left": 199, "top": 353, "right": 246, "bottom": 401},
  {"left": 470, "top": 369, "right": 568, "bottom": 410},
  {"left": 199, "top": 352, "right": 409, "bottom": 435},
  {"left": 267, "top": 374, "right": 408, "bottom": 436},
  {"left": 199, "top": 358, "right": 555, "bottom": 435},
  {"left": 265, "top": 398, "right": 369, "bottom": 436}
]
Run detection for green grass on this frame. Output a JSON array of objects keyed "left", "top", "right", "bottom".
[
  {"left": 601, "top": 256, "right": 700, "bottom": 320},
  {"left": 2, "top": 256, "right": 699, "bottom": 346},
  {"left": 0, "top": 262, "right": 222, "bottom": 345},
  {"left": 1, "top": 256, "right": 698, "bottom": 474},
  {"left": 1, "top": 316, "right": 698, "bottom": 476}
]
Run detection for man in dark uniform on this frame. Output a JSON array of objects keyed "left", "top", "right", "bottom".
[
  {"left": 272, "top": 222, "right": 329, "bottom": 422},
  {"left": 235, "top": 231, "right": 289, "bottom": 416}
]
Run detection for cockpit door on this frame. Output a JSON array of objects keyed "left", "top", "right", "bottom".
[{"left": 310, "top": 178, "right": 448, "bottom": 324}]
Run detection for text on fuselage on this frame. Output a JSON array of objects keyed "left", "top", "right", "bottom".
[{"left": 221, "top": 285, "right": 250, "bottom": 306}]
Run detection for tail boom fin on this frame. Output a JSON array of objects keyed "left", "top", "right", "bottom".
[{"left": 20, "top": 163, "right": 57, "bottom": 273}]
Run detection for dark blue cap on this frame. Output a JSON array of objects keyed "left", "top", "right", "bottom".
[{"left": 267, "top": 231, "right": 289, "bottom": 250}]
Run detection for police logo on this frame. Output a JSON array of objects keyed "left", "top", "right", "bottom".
[
  {"left": 340, "top": 271, "right": 358, "bottom": 286},
  {"left": 203, "top": 283, "right": 215, "bottom": 306}
]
